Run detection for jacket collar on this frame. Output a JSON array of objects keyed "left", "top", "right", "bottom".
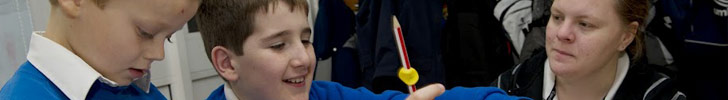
[
  {"left": 224, "top": 83, "right": 239, "bottom": 100},
  {"left": 27, "top": 31, "right": 126, "bottom": 99},
  {"left": 542, "top": 53, "right": 630, "bottom": 100}
]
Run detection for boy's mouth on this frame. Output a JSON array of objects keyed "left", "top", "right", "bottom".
[
  {"left": 282, "top": 76, "right": 306, "bottom": 87},
  {"left": 129, "top": 68, "right": 146, "bottom": 79}
]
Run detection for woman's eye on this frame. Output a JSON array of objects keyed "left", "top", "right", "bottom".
[
  {"left": 551, "top": 15, "right": 564, "bottom": 25},
  {"left": 578, "top": 22, "right": 592, "bottom": 28},
  {"left": 270, "top": 42, "right": 286, "bottom": 49},
  {"left": 552, "top": 15, "right": 562, "bottom": 21}
]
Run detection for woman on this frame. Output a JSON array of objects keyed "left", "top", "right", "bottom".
[{"left": 493, "top": 0, "right": 685, "bottom": 99}]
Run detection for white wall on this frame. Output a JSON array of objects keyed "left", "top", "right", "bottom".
[
  {"left": 0, "top": 0, "right": 34, "bottom": 89},
  {"left": 149, "top": 27, "right": 223, "bottom": 100}
]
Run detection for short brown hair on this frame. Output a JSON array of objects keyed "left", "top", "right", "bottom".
[
  {"left": 196, "top": 0, "right": 308, "bottom": 62},
  {"left": 615, "top": 0, "right": 649, "bottom": 61}
]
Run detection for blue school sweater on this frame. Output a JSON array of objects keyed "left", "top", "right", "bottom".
[
  {"left": 0, "top": 62, "right": 166, "bottom": 100},
  {"left": 206, "top": 81, "right": 529, "bottom": 100}
]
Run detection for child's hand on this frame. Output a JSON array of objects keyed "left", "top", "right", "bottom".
[{"left": 405, "top": 83, "right": 446, "bottom": 100}]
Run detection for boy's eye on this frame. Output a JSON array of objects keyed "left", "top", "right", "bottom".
[
  {"left": 165, "top": 35, "right": 173, "bottom": 43},
  {"left": 270, "top": 42, "right": 286, "bottom": 49},
  {"left": 301, "top": 40, "right": 312, "bottom": 47},
  {"left": 138, "top": 28, "right": 154, "bottom": 39}
]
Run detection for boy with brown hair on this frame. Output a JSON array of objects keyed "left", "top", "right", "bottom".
[{"left": 197, "top": 0, "right": 527, "bottom": 100}]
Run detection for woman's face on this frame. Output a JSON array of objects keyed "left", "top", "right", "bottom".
[{"left": 545, "top": 0, "right": 635, "bottom": 78}]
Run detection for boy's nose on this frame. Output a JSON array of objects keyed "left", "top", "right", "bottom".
[
  {"left": 289, "top": 43, "right": 312, "bottom": 70},
  {"left": 144, "top": 40, "right": 166, "bottom": 61}
]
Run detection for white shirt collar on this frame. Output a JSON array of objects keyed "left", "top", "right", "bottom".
[
  {"left": 543, "top": 53, "right": 630, "bottom": 100},
  {"left": 224, "top": 83, "right": 240, "bottom": 100},
  {"left": 27, "top": 31, "right": 120, "bottom": 100}
]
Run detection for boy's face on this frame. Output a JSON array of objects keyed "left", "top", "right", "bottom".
[
  {"left": 228, "top": 3, "right": 314, "bottom": 100},
  {"left": 65, "top": 0, "right": 199, "bottom": 85}
]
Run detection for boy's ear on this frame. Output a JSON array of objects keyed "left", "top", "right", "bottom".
[
  {"left": 56, "top": 0, "right": 82, "bottom": 18},
  {"left": 211, "top": 46, "right": 239, "bottom": 81}
]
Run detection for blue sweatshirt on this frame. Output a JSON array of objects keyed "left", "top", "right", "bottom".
[
  {"left": 207, "top": 81, "right": 529, "bottom": 100},
  {"left": 0, "top": 62, "right": 166, "bottom": 100}
]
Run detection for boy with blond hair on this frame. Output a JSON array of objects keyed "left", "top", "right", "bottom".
[{"left": 0, "top": 0, "right": 199, "bottom": 99}]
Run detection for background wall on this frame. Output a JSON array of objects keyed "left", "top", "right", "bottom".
[{"left": 0, "top": 0, "right": 34, "bottom": 90}]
